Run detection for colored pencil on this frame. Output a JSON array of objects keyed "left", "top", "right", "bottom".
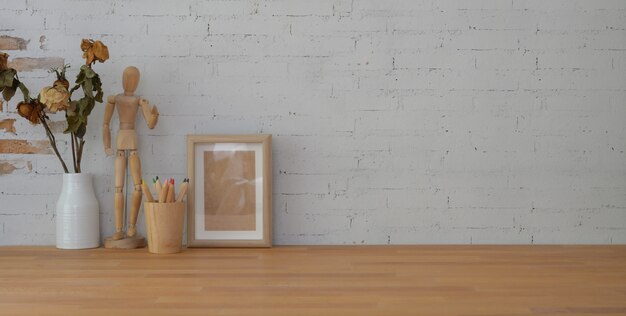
[
  {"left": 176, "top": 178, "right": 189, "bottom": 202},
  {"left": 159, "top": 179, "right": 169, "bottom": 203},
  {"left": 141, "top": 179, "right": 154, "bottom": 202},
  {"left": 166, "top": 179, "right": 175, "bottom": 203},
  {"left": 167, "top": 178, "right": 176, "bottom": 203},
  {"left": 154, "top": 176, "right": 162, "bottom": 201}
]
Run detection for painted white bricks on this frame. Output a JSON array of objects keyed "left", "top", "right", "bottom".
[{"left": 0, "top": 0, "right": 625, "bottom": 245}]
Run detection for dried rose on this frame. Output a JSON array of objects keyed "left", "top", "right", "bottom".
[
  {"left": 39, "top": 84, "right": 70, "bottom": 113},
  {"left": 0, "top": 52, "right": 8, "bottom": 71},
  {"left": 81, "top": 39, "right": 109, "bottom": 65},
  {"left": 80, "top": 39, "right": 91, "bottom": 52},
  {"left": 17, "top": 101, "right": 32, "bottom": 118},
  {"left": 54, "top": 78, "right": 70, "bottom": 90},
  {"left": 93, "top": 41, "right": 109, "bottom": 62},
  {"left": 80, "top": 39, "right": 94, "bottom": 64},
  {"left": 50, "top": 65, "right": 70, "bottom": 89},
  {"left": 17, "top": 101, "right": 43, "bottom": 124}
]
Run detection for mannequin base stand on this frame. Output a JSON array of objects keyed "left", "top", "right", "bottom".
[{"left": 104, "top": 235, "right": 146, "bottom": 249}]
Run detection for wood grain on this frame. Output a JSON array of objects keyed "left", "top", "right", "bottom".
[
  {"left": 0, "top": 246, "right": 625, "bottom": 315},
  {"left": 144, "top": 202, "right": 185, "bottom": 254}
]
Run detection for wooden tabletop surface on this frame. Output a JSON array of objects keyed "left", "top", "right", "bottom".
[{"left": 0, "top": 245, "right": 625, "bottom": 315}]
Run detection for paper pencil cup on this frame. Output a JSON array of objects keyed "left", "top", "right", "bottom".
[{"left": 144, "top": 202, "right": 185, "bottom": 254}]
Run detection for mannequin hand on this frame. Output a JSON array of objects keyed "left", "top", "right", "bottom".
[
  {"left": 105, "top": 148, "right": 113, "bottom": 156},
  {"left": 139, "top": 98, "right": 149, "bottom": 107}
]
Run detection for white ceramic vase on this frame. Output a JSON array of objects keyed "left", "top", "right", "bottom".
[{"left": 56, "top": 173, "right": 100, "bottom": 249}]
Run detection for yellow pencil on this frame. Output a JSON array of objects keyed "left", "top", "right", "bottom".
[
  {"left": 176, "top": 178, "right": 189, "bottom": 202},
  {"left": 154, "top": 177, "right": 162, "bottom": 201},
  {"left": 159, "top": 180, "right": 169, "bottom": 203},
  {"left": 166, "top": 179, "right": 175, "bottom": 203},
  {"left": 141, "top": 179, "right": 154, "bottom": 202}
]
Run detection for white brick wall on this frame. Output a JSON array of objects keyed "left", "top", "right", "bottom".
[{"left": 1, "top": 0, "right": 625, "bottom": 245}]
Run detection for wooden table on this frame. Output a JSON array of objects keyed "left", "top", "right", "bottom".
[{"left": 1, "top": 246, "right": 625, "bottom": 315}]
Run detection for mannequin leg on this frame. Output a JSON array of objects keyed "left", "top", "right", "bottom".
[
  {"left": 113, "top": 150, "right": 126, "bottom": 240},
  {"left": 127, "top": 150, "right": 142, "bottom": 237}
]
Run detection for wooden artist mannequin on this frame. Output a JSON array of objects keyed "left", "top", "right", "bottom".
[{"left": 103, "top": 66, "right": 159, "bottom": 248}]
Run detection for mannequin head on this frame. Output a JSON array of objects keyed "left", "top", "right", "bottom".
[{"left": 122, "top": 66, "right": 140, "bottom": 96}]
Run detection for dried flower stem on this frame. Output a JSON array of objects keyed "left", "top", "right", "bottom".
[
  {"left": 76, "top": 139, "right": 85, "bottom": 173},
  {"left": 70, "top": 133, "right": 77, "bottom": 172},
  {"left": 39, "top": 112, "right": 69, "bottom": 173},
  {"left": 71, "top": 133, "right": 84, "bottom": 173}
]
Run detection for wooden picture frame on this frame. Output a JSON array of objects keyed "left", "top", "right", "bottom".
[{"left": 187, "top": 134, "right": 272, "bottom": 247}]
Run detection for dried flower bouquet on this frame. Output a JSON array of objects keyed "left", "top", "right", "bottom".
[{"left": 0, "top": 39, "right": 109, "bottom": 173}]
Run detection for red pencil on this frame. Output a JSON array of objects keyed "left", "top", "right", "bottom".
[{"left": 170, "top": 179, "right": 176, "bottom": 202}]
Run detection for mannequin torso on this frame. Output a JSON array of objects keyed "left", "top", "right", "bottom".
[
  {"left": 115, "top": 94, "right": 140, "bottom": 129},
  {"left": 114, "top": 94, "right": 140, "bottom": 150}
]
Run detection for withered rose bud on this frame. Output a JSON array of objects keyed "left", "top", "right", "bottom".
[
  {"left": 0, "top": 52, "right": 9, "bottom": 71},
  {"left": 81, "top": 39, "right": 95, "bottom": 65},
  {"left": 17, "top": 101, "right": 32, "bottom": 118},
  {"left": 17, "top": 101, "right": 42, "bottom": 124},
  {"left": 54, "top": 78, "right": 70, "bottom": 90},
  {"left": 80, "top": 39, "right": 92, "bottom": 52}
]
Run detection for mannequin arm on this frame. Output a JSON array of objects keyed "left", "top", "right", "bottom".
[
  {"left": 103, "top": 95, "right": 115, "bottom": 156},
  {"left": 140, "top": 98, "right": 159, "bottom": 129}
]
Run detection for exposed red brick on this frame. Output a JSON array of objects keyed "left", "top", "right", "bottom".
[
  {"left": 0, "top": 159, "right": 32, "bottom": 174},
  {"left": 0, "top": 36, "right": 29, "bottom": 50},
  {"left": 0, "top": 118, "right": 17, "bottom": 133},
  {"left": 0, "top": 139, "right": 52, "bottom": 154},
  {"left": 8, "top": 57, "right": 64, "bottom": 72},
  {"left": 0, "top": 161, "right": 17, "bottom": 174}
]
